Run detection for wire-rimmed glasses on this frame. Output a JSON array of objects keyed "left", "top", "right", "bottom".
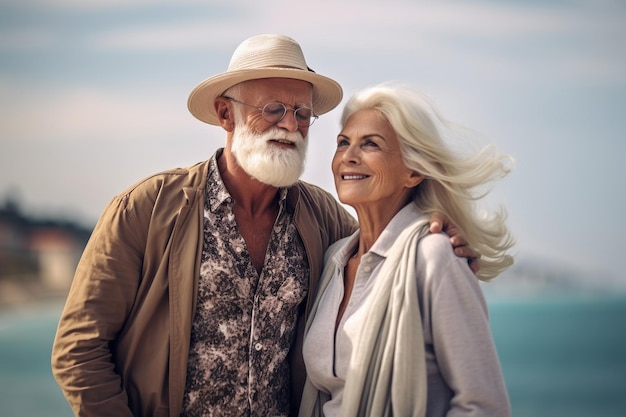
[{"left": 223, "top": 96, "right": 318, "bottom": 127}]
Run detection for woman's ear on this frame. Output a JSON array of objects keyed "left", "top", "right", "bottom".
[
  {"left": 215, "top": 97, "right": 235, "bottom": 132},
  {"left": 407, "top": 170, "right": 425, "bottom": 188}
]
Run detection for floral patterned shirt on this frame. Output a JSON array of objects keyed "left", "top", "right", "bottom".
[{"left": 181, "top": 154, "right": 309, "bottom": 417}]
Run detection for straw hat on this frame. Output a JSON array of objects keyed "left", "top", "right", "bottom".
[{"left": 187, "top": 34, "right": 343, "bottom": 125}]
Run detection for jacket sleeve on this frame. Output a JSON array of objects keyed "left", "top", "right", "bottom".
[{"left": 51, "top": 191, "right": 149, "bottom": 417}]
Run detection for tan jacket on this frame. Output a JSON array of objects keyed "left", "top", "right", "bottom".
[{"left": 51, "top": 156, "right": 357, "bottom": 417}]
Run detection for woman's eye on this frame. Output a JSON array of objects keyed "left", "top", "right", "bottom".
[{"left": 337, "top": 139, "right": 349, "bottom": 147}]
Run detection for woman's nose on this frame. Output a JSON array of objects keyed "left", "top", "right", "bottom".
[{"left": 342, "top": 144, "right": 360, "bottom": 163}]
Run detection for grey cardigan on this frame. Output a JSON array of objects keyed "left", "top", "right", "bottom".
[{"left": 299, "top": 203, "right": 511, "bottom": 417}]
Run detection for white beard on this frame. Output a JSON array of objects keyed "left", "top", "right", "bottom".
[{"left": 230, "top": 120, "right": 308, "bottom": 187}]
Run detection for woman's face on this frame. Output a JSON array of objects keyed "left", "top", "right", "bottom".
[{"left": 332, "top": 109, "right": 422, "bottom": 210}]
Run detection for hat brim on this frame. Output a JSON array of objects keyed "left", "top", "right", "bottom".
[{"left": 187, "top": 68, "right": 343, "bottom": 125}]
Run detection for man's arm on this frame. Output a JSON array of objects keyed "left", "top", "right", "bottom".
[{"left": 51, "top": 197, "right": 142, "bottom": 417}]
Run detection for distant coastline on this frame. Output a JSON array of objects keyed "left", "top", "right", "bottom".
[{"left": 0, "top": 279, "right": 68, "bottom": 310}]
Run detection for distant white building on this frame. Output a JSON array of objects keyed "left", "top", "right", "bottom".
[
  {"left": 0, "top": 198, "right": 92, "bottom": 296},
  {"left": 28, "top": 228, "right": 84, "bottom": 291}
]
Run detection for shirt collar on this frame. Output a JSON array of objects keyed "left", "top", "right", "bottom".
[{"left": 368, "top": 202, "right": 428, "bottom": 258}]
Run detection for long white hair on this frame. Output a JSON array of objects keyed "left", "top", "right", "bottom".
[{"left": 341, "top": 82, "right": 515, "bottom": 280}]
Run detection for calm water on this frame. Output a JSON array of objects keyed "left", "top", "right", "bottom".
[
  {"left": 489, "top": 296, "right": 626, "bottom": 417},
  {"left": 0, "top": 296, "right": 625, "bottom": 417}
]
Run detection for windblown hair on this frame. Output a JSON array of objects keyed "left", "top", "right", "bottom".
[{"left": 341, "top": 82, "right": 514, "bottom": 280}]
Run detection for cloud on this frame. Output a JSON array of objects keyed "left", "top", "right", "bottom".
[
  {"left": 8, "top": 0, "right": 208, "bottom": 10},
  {"left": 0, "top": 29, "right": 55, "bottom": 51},
  {"left": 4, "top": 0, "right": 624, "bottom": 85},
  {"left": 75, "top": 1, "right": 624, "bottom": 88},
  {"left": 63, "top": 1, "right": 593, "bottom": 53},
  {"left": 93, "top": 20, "right": 237, "bottom": 51},
  {"left": 0, "top": 79, "right": 200, "bottom": 143}
]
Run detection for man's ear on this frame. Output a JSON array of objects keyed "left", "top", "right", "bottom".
[{"left": 215, "top": 97, "right": 235, "bottom": 132}]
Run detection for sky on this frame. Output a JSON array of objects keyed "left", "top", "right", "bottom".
[{"left": 1, "top": 0, "right": 625, "bottom": 287}]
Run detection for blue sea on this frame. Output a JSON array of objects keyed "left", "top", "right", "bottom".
[{"left": 1, "top": 296, "right": 625, "bottom": 417}]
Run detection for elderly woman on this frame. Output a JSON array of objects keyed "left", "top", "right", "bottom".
[{"left": 300, "top": 83, "right": 514, "bottom": 417}]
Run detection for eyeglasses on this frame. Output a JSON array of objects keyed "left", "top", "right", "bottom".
[{"left": 223, "top": 96, "right": 318, "bottom": 127}]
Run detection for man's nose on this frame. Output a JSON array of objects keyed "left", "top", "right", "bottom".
[{"left": 276, "top": 110, "right": 299, "bottom": 132}]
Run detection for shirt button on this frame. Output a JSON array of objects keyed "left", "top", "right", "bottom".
[
  {"left": 255, "top": 343, "right": 263, "bottom": 351},
  {"left": 363, "top": 266, "right": 371, "bottom": 273},
  {"left": 235, "top": 246, "right": 243, "bottom": 253}
]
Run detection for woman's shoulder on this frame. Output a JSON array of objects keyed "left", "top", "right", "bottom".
[
  {"left": 417, "top": 232, "right": 454, "bottom": 256},
  {"left": 416, "top": 232, "right": 477, "bottom": 288},
  {"left": 415, "top": 231, "right": 472, "bottom": 273}
]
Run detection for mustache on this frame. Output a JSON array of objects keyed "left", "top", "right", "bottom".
[
  {"left": 266, "top": 128, "right": 304, "bottom": 143},
  {"left": 242, "top": 125, "right": 305, "bottom": 144}
]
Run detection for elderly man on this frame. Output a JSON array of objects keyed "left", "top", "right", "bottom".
[{"left": 52, "top": 34, "right": 475, "bottom": 417}]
